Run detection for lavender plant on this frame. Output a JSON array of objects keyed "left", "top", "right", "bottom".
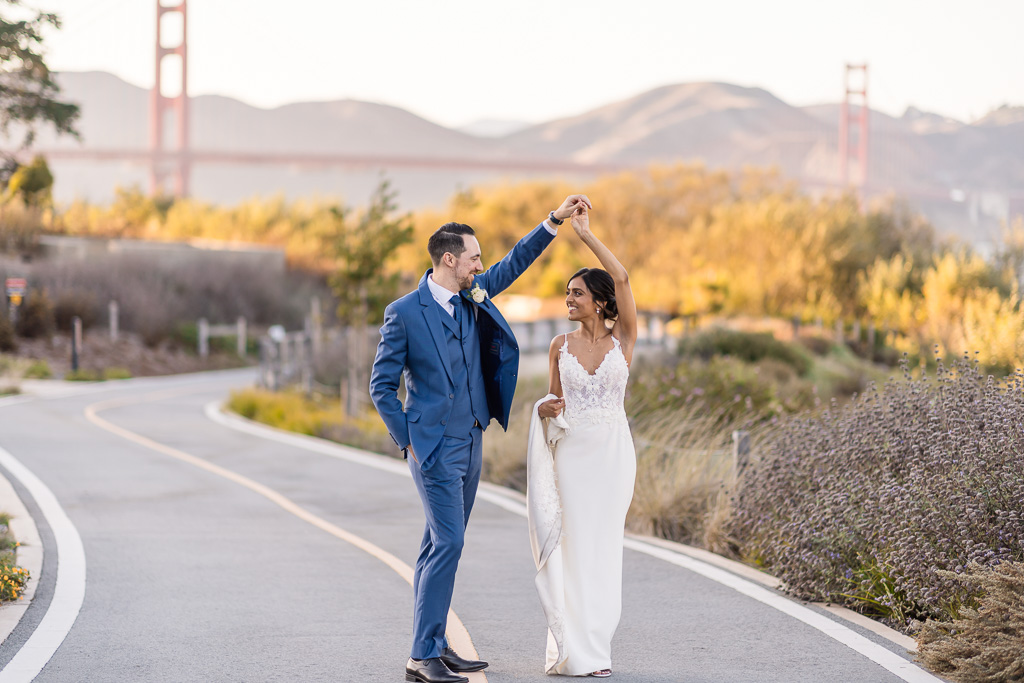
[{"left": 730, "top": 354, "right": 1024, "bottom": 630}]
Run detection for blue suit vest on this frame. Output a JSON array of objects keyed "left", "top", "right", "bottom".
[{"left": 438, "top": 298, "right": 488, "bottom": 436}]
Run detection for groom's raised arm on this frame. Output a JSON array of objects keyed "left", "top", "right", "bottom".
[
  {"left": 476, "top": 194, "right": 591, "bottom": 296},
  {"left": 369, "top": 303, "right": 410, "bottom": 451}
]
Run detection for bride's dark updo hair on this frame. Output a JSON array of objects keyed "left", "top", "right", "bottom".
[{"left": 567, "top": 267, "right": 618, "bottom": 321}]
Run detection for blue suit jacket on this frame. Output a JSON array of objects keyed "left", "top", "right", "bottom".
[{"left": 369, "top": 222, "right": 555, "bottom": 465}]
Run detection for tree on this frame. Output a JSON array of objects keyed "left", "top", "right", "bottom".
[
  {"left": 5, "top": 153, "right": 51, "bottom": 205},
  {"left": 328, "top": 180, "right": 414, "bottom": 328},
  {"left": 0, "top": 1, "right": 80, "bottom": 151},
  {"left": 326, "top": 180, "right": 413, "bottom": 415}
]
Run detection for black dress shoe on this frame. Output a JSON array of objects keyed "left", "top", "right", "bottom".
[
  {"left": 405, "top": 657, "right": 468, "bottom": 683},
  {"left": 439, "top": 646, "right": 489, "bottom": 672}
]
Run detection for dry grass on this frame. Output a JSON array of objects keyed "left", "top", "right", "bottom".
[
  {"left": 481, "top": 374, "right": 548, "bottom": 492},
  {"left": 482, "top": 370, "right": 746, "bottom": 555},
  {"left": 916, "top": 561, "right": 1024, "bottom": 682},
  {"left": 627, "top": 405, "right": 739, "bottom": 555}
]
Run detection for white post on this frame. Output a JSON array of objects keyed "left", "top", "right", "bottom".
[
  {"left": 311, "top": 296, "right": 323, "bottom": 357},
  {"left": 236, "top": 317, "right": 247, "bottom": 357},
  {"left": 109, "top": 300, "right": 119, "bottom": 341},
  {"left": 345, "top": 327, "right": 359, "bottom": 417},
  {"left": 71, "top": 316, "right": 82, "bottom": 371},
  {"left": 198, "top": 318, "right": 209, "bottom": 358},
  {"left": 733, "top": 430, "right": 751, "bottom": 474}
]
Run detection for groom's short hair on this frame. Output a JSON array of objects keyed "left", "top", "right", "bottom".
[{"left": 428, "top": 222, "right": 476, "bottom": 266}]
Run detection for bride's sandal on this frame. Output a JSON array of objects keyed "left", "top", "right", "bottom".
[{"left": 590, "top": 671, "right": 612, "bottom": 678}]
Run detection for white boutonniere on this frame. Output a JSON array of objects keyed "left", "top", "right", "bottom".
[{"left": 470, "top": 283, "right": 488, "bottom": 303}]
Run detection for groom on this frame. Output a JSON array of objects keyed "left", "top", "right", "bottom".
[{"left": 370, "top": 194, "right": 591, "bottom": 683}]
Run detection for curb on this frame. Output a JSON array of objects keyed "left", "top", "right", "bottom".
[
  {"left": 0, "top": 465, "right": 44, "bottom": 647},
  {"left": 633, "top": 535, "right": 918, "bottom": 652}
]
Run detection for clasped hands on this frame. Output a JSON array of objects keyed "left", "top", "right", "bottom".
[{"left": 552, "top": 194, "right": 592, "bottom": 223}]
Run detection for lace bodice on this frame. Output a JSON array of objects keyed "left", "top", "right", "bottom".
[{"left": 558, "top": 334, "right": 629, "bottom": 426}]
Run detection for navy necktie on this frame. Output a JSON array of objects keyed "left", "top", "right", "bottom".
[{"left": 449, "top": 294, "right": 461, "bottom": 324}]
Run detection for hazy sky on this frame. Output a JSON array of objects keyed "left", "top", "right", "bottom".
[{"left": 34, "top": 0, "right": 1024, "bottom": 128}]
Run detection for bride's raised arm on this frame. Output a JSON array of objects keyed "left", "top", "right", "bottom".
[{"left": 569, "top": 205, "right": 638, "bottom": 355}]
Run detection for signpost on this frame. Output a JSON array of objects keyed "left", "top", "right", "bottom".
[{"left": 5, "top": 277, "right": 26, "bottom": 325}]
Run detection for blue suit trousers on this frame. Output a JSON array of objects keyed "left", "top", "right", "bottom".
[{"left": 407, "top": 426, "right": 483, "bottom": 659}]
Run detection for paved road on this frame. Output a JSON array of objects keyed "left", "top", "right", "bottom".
[{"left": 0, "top": 370, "right": 940, "bottom": 682}]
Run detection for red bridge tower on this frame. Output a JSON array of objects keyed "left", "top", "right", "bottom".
[
  {"left": 839, "top": 63, "right": 869, "bottom": 191},
  {"left": 150, "top": 0, "right": 190, "bottom": 197}
]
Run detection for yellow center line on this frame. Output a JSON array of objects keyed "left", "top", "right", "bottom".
[{"left": 84, "top": 389, "right": 486, "bottom": 681}]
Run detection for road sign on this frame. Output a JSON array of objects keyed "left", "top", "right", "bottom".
[{"left": 5, "top": 278, "right": 26, "bottom": 298}]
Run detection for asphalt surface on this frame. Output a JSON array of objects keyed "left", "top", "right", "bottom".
[{"left": 0, "top": 369, "right": 934, "bottom": 682}]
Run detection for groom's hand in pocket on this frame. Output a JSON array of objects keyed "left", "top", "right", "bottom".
[
  {"left": 405, "top": 445, "right": 418, "bottom": 463},
  {"left": 538, "top": 398, "right": 565, "bottom": 418}
]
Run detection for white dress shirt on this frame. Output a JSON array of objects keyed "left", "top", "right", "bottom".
[
  {"left": 427, "top": 275, "right": 461, "bottom": 318},
  {"left": 427, "top": 220, "right": 558, "bottom": 316}
]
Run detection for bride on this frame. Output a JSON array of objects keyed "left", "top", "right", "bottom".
[{"left": 528, "top": 202, "right": 637, "bottom": 677}]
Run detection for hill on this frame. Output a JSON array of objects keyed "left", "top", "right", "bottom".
[{"left": 15, "top": 71, "right": 1024, "bottom": 243}]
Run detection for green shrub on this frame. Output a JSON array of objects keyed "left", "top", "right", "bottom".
[
  {"left": 102, "top": 367, "right": 132, "bottom": 380},
  {"left": 227, "top": 388, "right": 325, "bottom": 435},
  {"left": 23, "top": 360, "right": 52, "bottom": 379},
  {"left": 14, "top": 288, "right": 55, "bottom": 339},
  {"left": 797, "top": 334, "right": 835, "bottom": 357},
  {"left": 227, "top": 387, "right": 390, "bottom": 450},
  {"left": 0, "top": 385, "right": 20, "bottom": 396},
  {"left": 65, "top": 368, "right": 101, "bottom": 381},
  {"left": 681, "top": 328, "right": 812, "bottom": 375},
  {"left": 172, "top": 324, "right": 253, "bottom": 355},
  {"left": 228, "top": 389, "right": 261, "bottom": 420},
  {"left": 172, "top": 323, "right": 200, "bottom": 353},
  {"left": 628, "top": 355, "right": 793, "bottom": 424}
]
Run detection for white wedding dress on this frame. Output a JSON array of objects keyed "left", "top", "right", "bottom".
[{"left": 527, "top": 334, "right": 636, "bottom": 675}]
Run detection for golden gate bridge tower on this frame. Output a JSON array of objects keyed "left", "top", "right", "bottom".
[
  {"left": 839, "top": 63, "right": 869, "bottom": 193},
  {"left": 150, "top": 0, "right": 189, "bottom": 197}
]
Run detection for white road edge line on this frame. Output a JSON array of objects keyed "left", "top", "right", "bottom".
[
  {"left": 0, "top": 447, "right": 87, "bottom": 683},
  {"left": 206, "top": 401, "right": 942, "bottom": 683}
]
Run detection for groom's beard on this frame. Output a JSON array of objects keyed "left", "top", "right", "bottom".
[{"left": 458, "top": 273, "right": 476, "bottom": 291}]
